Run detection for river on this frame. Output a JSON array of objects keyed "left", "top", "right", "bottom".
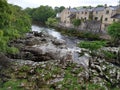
[
  {"left": 32, "top": 25, "right": 81, "bottom": 48},
  {"left": 32, "top": 25, "right": 89, "bottom": 66}
]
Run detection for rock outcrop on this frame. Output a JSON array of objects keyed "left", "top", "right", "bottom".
[{"left": 8, "top": 31, "right": 73, "bottom": 62}]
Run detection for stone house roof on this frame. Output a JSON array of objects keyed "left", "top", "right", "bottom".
[
  {"left": 109, "top": 6, "right": 120, "bottom": 10},
  {"left": 77, "top": 8, "right": 93, "bottom": 12},
  {"left": 68, "top": 13, "right": 76, "bottom": 18},
  {"left": 68, "top": 8, "right": 77, "bottom": 12},
  {"left": 111, "top": 14, "right": 120, "bottom": 19},
  {"left": 93, "top": 7, "right": 105, "bottom": 11}
]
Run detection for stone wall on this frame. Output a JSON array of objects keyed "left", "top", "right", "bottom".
[
  {"left": 78, "top": 21, "right": 102, "bottom": 33},
  {"left": 59, "top": 20, "right": 106, "bottom": 34}
]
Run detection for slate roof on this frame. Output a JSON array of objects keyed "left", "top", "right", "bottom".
[
  {"left": 109, "top": 6, "right": 120, "bottom": 10},
  {"left": 93, "top": 7, "right": 105, "bottom": 11},
  {"left": 68, "top": 14, "right": 76, "bottom": 18},
  {"left": 111, "top": 14, "right": 120, "bottom": 19},
  {"left": 77, "top": 8, "right": 93, "bottom": 12},
  {"left": 69, "top": 8, "right": 77, "bottom": 12}
]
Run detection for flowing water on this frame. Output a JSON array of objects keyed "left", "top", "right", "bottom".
[{"left": 32, "top": 25, "right": 89, "bottom": 66}]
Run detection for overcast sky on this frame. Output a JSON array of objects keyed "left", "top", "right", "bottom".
[{"left": 7, "top": 0, "right": 119, "bottom": 9}]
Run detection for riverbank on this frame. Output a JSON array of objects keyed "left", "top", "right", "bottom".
[{"left": 0, "top": 25, "right": 120, "bottom": 90}]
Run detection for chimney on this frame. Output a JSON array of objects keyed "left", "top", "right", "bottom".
[
  {"left": 104, "top": 4, "right": 107, "bottom": 8},
  {"left": 69, "top": 6, "right": 71, "bottom": 10}
]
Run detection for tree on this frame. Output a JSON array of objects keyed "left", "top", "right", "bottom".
[
  {"left": 0, "top": 0, "right": 12, "bottom": 29},
  {"left": 96, "top": 5, "right": 104, "bottom": 7},
  {"left": 9, "top": 5, "right": 31, "bottom": 34},
  {"left": 54, "top": 6, "right": 65, "bottom": 13},
  {"left": 72, "top": 19, "right": 81, "bottom": 27},
  {"left": 46, "top": 17, "right": 58, "bottom": 26},
  {"left": 32, "top": 5, "right": 55, "bottom": 23},
  {"left": 107, "top": 22, "right": 120, "bottom": 43},
  {"left": 0, "top": 1, "right": 31, "bottom": 53}
]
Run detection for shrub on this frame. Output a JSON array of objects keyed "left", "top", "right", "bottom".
[
  {"left": 46, "top": 17, "right": 58, "bottom": 26},
  {"left": 78, "top": 41, "right": 106, "bottom": 50},
  {"left": 107, "top": 22, "right": 120, "bottom": 43}
]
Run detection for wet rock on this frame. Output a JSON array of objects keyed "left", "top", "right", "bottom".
[
  {"left": 52, "top": 39, "right": 66, "bottom": 46},
  {"left": 9, "top": 31, "right": 73, "bottom": 63},
  {"left": 25, "top": 37, "right": 41, "bottom": 46},
  {"left": 0, "top": 53, "right": 11, "bottom": 67}
]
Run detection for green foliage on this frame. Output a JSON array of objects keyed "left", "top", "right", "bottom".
[
  {"left": 0, "top": 0, "right": 12, "bottom": 29},
  {"left": 107, "top": 22, "right": 120, "bottom": 42},
  {"left": 32, "top": 5, "right": 55, "bottom": 23},
  {"left": 56, "top": 28, "right": 100, "bottom": 40},
  {"left": 54, "top": 6, "right": 65, "bottom": 13},
  {"left": 72, "top": 19, "right": 81, "bottom": 27},
  {"left": 9, "top": 5, "right": 31, "bottom": 34},
  {"left": 0, "top": 80, "right": 24, "bottom": 90},
  {"left": 78, "top": 41, "right": 106, "bottom": 50},
  {"left": 102, "top": 50, "right": 117, "bottom": 60},
  {"left": 24, "top": 7, "right": 35, "bottom": 17},
  {"left": 4, "top": 28, "right": 20, "bottom": 39},
  {"left": 96, "top": 5, "right": 104, "bottom": 7},
  {"left": 46, "top": 17, "right": 58, "bottom": 26},
  {"left": 0, "top": 1, "right": 31, "bottom": 54},
  {"left": 87, "top": 83, "right": 105, "bottom": 90},
  {"left": 7, "top": 47, "right": 19, "bottom": 54}
]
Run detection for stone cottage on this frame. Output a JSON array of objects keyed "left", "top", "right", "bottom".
[{"left": 60, "top": 7, "right": 77, "bottom": 27}]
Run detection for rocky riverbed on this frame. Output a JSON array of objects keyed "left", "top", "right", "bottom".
[{"left": 0, "top": 26, "right": 120, "bottom": 90}]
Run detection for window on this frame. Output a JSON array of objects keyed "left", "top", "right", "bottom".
[
  {"left": 96, "top": 11, "right": 98, "bottom": 14},
  {"left": 95, "top": 17, "right": 98, "bottom": 20},
  {"left": 105, "top": 18, "right": 108, "bottom": 21},
  {"left": 82, "top": 12, "right": 84, "bottom": 14},
  {"left": 113, "top": 19, "right": 115, "bottom": 22},
  {"left": 84, "top": 17, "right": 86, "bottom": 20},
  {"left": 106, "top": 10, "right": 109, "bottom": 14},
  {"left": 85, "top": 12, "right": 87, "bottom": 14},
  {"left": 68, "top": 12, "right": 69, "bottom": 14}
]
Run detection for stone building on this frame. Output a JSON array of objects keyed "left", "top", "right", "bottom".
[
  {"left": 60, "top": 8, "right": 77, "bottom": 27},
  {"left": 60, "top": 5, "right": 120, "bottom": 31},
  {"left": 101, "top": 6, "right": 120, "bottom": 30},
  {"left": 76, "top": 8, "right": 93, "bottom": 20},
  {"left": 92, "top": 7, "right": 105, "bottom": 21}
]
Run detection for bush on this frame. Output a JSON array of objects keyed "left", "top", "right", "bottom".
[
  {"left": 78, "top": 41, "right": 106, "bottom": 50},
  {"left": 102, "top": 50, "right": 117, "bottom": 60},
  {"left": 0, "top": 1, "right": 31, "bottom": 54},
  {"left": 72, "top": 19, "right": 81, "bottom": 27},
  {"left": 107, "top": 22, "right": 120, "bottom": 43},
  {"left": 46, "top": 17, "right": 58, "bottom": 26}
]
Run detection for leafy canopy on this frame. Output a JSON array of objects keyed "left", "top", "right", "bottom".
[
  {"left": 0, "top": 0, "right": 31, "bottom": 54},
  {"left": 32, "top": 5, "right": 55, "bottom": 23}
]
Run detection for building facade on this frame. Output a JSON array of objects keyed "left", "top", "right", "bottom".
[
  {"left": 60, "top": 5, "right": 120, "bottom": 31},
  {"left": 101, "top": 6, "right": 120, "bottom": 30},
  {"left": 60, "top": 8, "right": 77, "bottom": 27}
]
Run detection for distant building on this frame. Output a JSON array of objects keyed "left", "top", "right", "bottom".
[
  {"left": 60, "top": 5, "right": 120, "bottom": 31},
  {"left": 60, "top": 7, "right": 77, "bottom": 27},
  {"left": 76, "top": 8, "right": 93, "bottom": 21},
  {"left": 101, "top": 6, "right": 120, "bottom": 30},
  {"left": 92, "top": 7, "right": 105, "bottom": 21}
]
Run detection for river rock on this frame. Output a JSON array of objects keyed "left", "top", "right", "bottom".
[
  {"left": 0, "top": 53, "right": 11, "bottom": 68},
  {"left": 8, "top": 31, "right": 73, "bottom": 63}
]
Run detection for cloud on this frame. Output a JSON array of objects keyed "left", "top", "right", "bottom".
[{"left": 7, "top": 0, "right": 118, "bottom": 9}]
